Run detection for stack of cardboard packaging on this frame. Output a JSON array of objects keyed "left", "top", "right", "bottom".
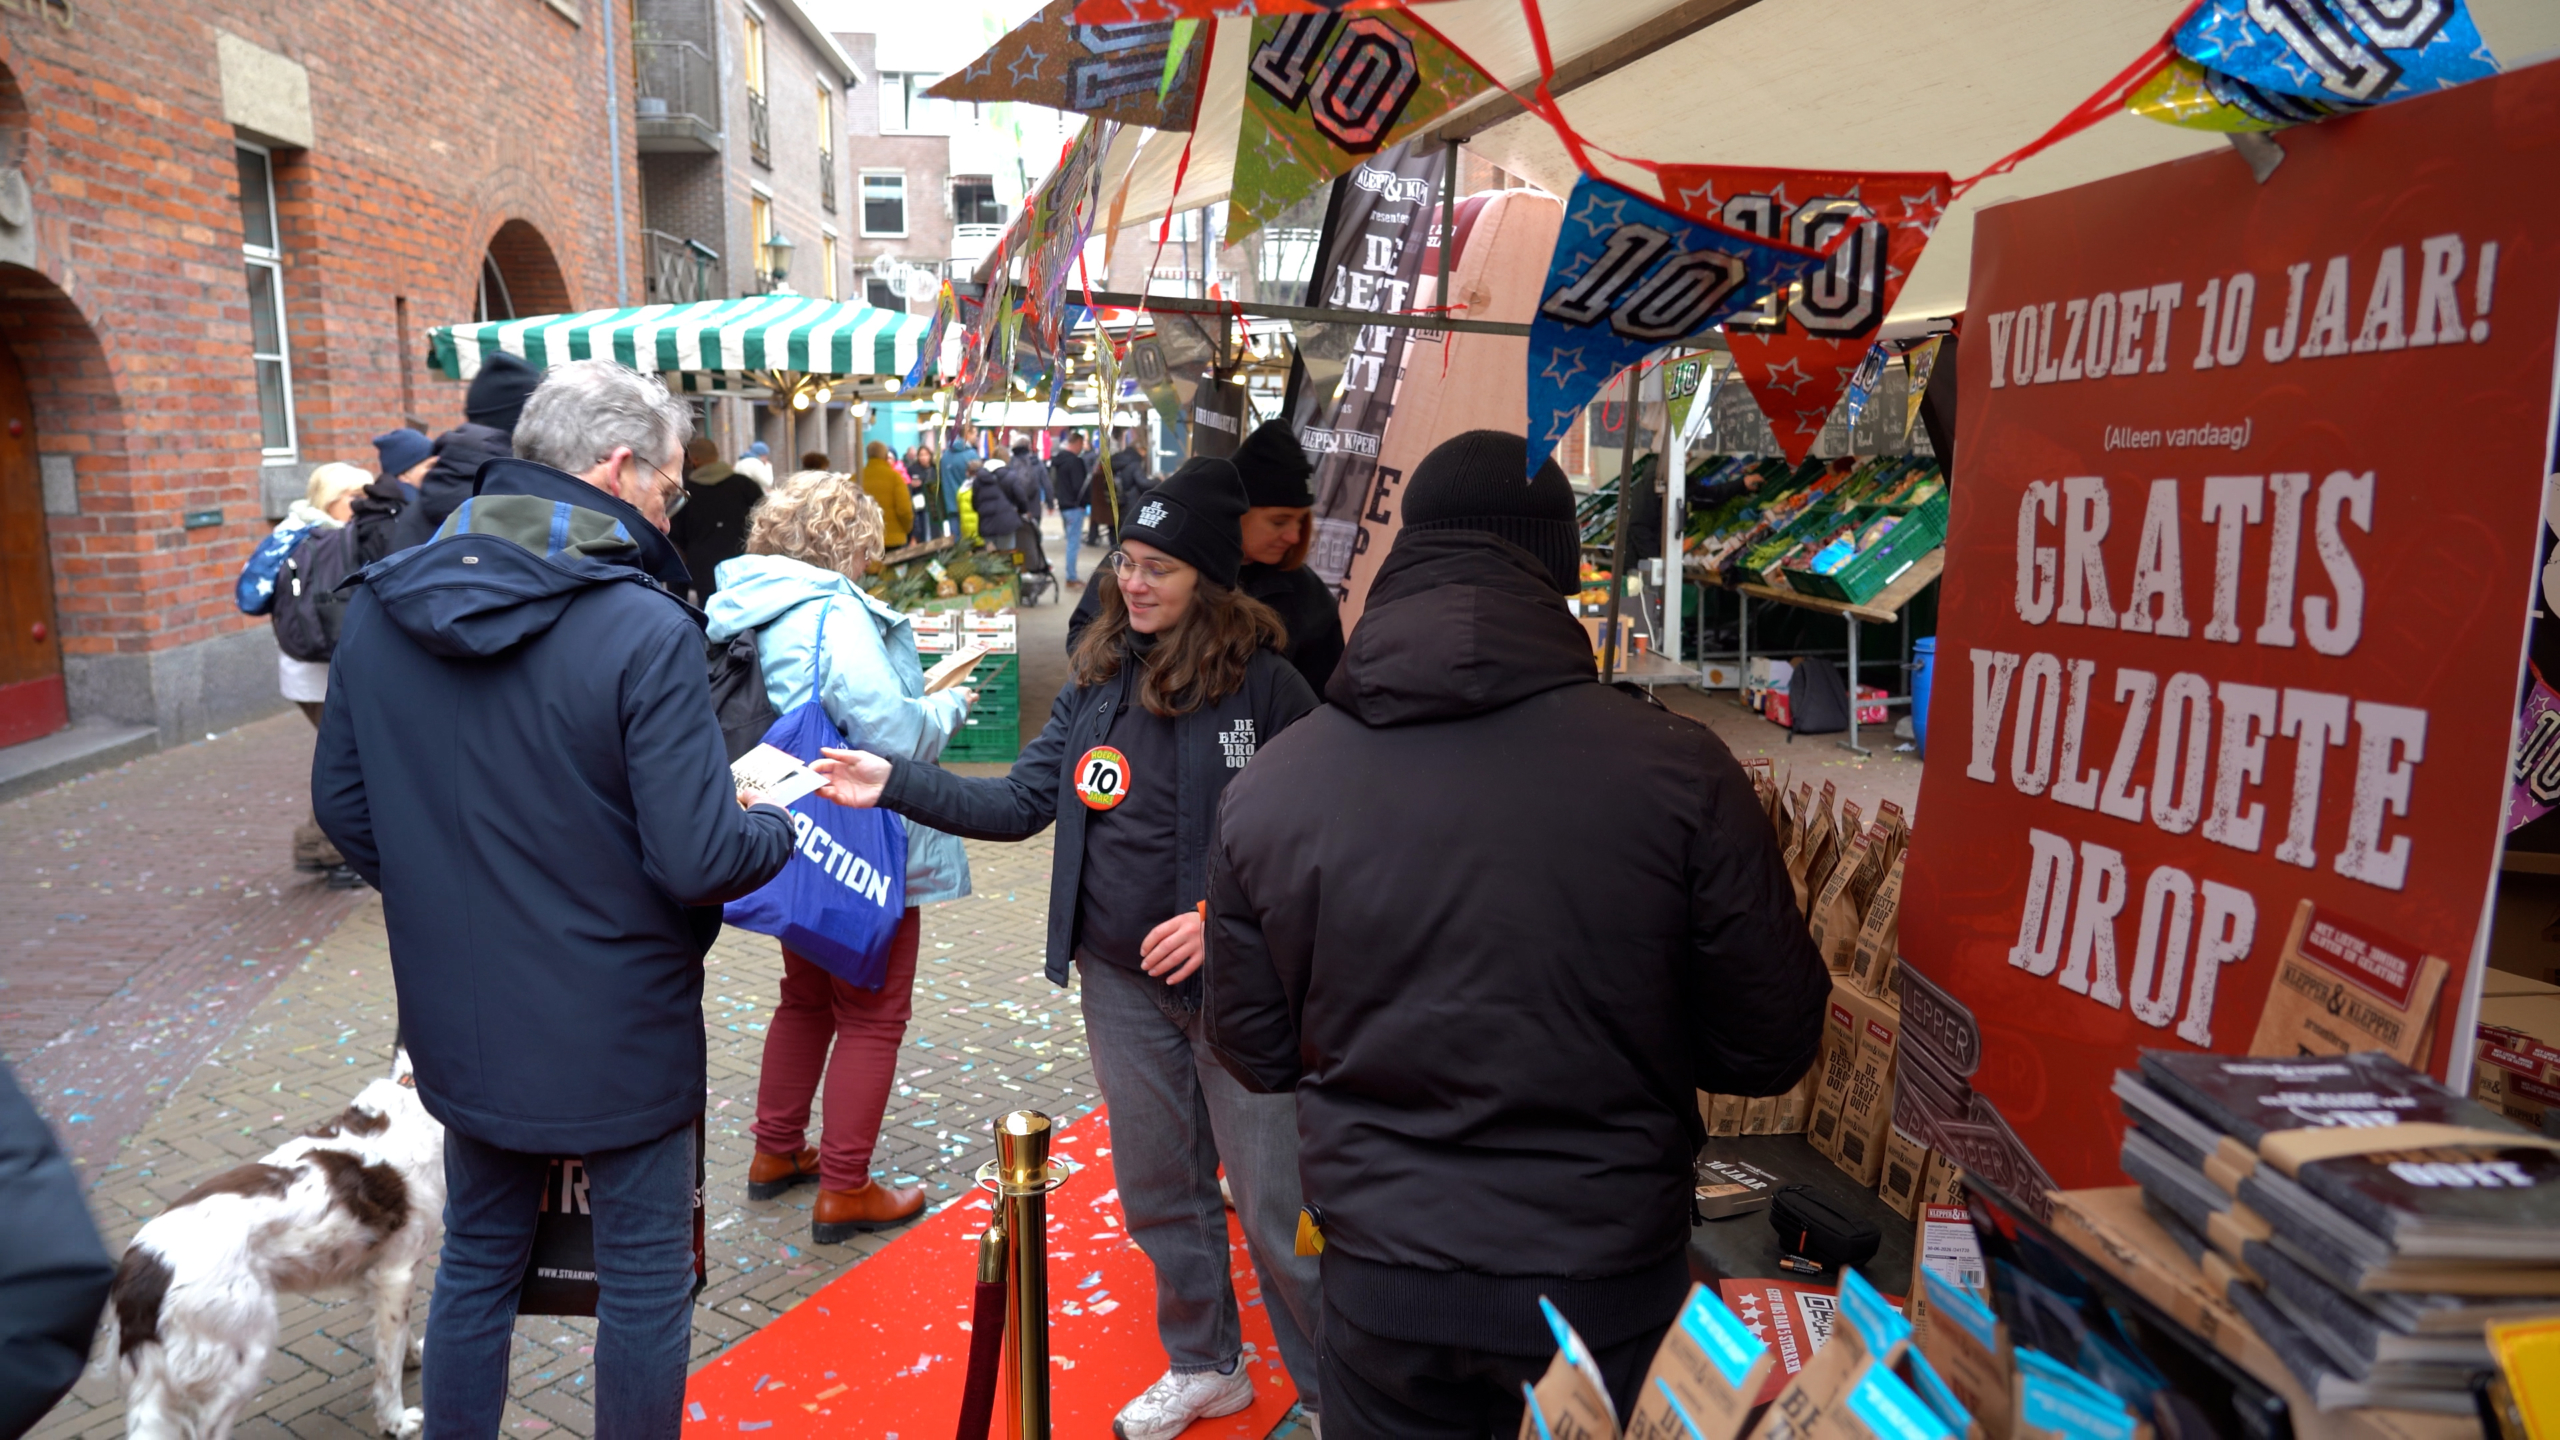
[{"left": 1700, "top": 768, "right": 1955, "bottom": 1217}]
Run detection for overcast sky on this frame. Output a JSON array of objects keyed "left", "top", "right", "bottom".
[{"left": 804, "top": 0, "right": 1041, "bottom": 76}]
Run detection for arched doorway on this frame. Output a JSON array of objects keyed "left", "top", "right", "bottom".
[
  {"left": 0, "top": 336, "right": 57, "bottom": 746},
  {"left": 476, "top": 219, "right": 571, "bottom": 321}
]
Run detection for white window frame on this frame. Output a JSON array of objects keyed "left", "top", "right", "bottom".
[
  {"left": 859, "top": 170, "right": 908, "bottom": 239},
  {"left": 238, "top": 141, "right": 296, "bottom": 461}
]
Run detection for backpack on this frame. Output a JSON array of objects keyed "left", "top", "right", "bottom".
[
  {"left": 270, "top": 522, "right": 363, "bottom": 663},
  {"left": 707, "top": 631, "right": 779, "bottom": 763}
]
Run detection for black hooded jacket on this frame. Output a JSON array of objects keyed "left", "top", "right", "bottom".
[
  {"left": 314, "top": 459, "right": 792, "bottom": 1153},
  {"left": 390, "top": 421, "right": 512, "bottom": 553},
  {"left": 1203, "top": 529, "right": 1828, "bottom": 1353}
]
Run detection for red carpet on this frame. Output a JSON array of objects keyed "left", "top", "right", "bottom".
[{"left": 684, "top": 1111, "right": 1304, "bottom": 1436}]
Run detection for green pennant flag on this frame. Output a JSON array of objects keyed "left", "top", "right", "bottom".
[{"left": 1226, "top": 11, "right": 1488, "bottom": 242}]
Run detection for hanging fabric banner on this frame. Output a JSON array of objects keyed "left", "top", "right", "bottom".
[
  {"left": 2173, "top": 0, "right": 2497, "bottom": 107},
  {"left": 1524, "top": 175, "right": 1824, "bottom": 477},
  {"left": 1655, "top": 162, "right": 1951, "bottom": 467},
  {"left": 929, "top": 0, "right": 1206, "bottom": 131},
  {"left": 898, "top": 281, "right": 962, "bottom": 396},
  {"left": 1282, "top": 137, "right": 1447, "bottom": 597},
  {"left": 1022, "top": 123, "right": 1118, "bottom": 355},
  {"left": 2515, "top": 666, "right": 2560, "bottom": 833},
  {"left": 2126, "top": 54, "right": 2358, "bottom": 132},
  {"left": 1072, "top": 0, "right": 1451, "bottom": 24},
  {"left": 1225, "top": 10, "right": 1488, "bottom": 242}
]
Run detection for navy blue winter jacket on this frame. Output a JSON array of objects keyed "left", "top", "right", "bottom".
[{"left": 313, "top": 459, "right": 795, "bottom": 1153}]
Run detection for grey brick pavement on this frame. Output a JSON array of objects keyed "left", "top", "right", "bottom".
[
  {"left": 32, "top": 828, "right": 1092, "bottom": 1439},
  {"left": 1, "top": 711, "right": 375, "bottom": 1177}
]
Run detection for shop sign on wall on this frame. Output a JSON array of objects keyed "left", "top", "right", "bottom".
[{"left": 1901, "top": 61, "right": 2560, "bottom": 1196}]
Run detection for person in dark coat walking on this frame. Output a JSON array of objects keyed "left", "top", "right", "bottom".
[
  {"left": 389, "top": 351, "right": 540, "bottom": 552},
  {"left": 0, "top": 1060, "right": 113, "bottom": 1439},
  {"left": 812, "top": 460, "right": 1327, "bottom": 1440},
  {"left": 315, "top": 359, "right": 795, "bottom": 1439},
  {"left": 1049, "top": 430, "right": 1093, "bottom": 585},
  {"left": 669, "top": 434, "right": 764, "bottom": 602},
  {"left": 1203, "top": 430, "right": 1830, "bottom": 1440},
  {"left": 348, "top": 428, "right": 430, "bottom": 567}
]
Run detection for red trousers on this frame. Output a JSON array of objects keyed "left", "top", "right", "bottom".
[{"left": 750, "top": 906, "right": 921, "bottom": 1192}]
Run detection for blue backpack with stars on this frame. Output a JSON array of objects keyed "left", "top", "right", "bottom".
[{"left": 719, "top": 601, "right": 910, "bottom": 987}]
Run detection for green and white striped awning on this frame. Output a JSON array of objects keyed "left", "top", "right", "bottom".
[{"left": 427, "top": 296, "right": 938, "bottom": 389}]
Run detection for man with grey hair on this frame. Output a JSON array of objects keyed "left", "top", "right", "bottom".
[{"left": 315, "top": 358, "right": 795, "bottom": 1438}]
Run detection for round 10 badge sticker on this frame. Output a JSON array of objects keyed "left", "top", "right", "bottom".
[{"left": 1076, "top": 745, "right": 1130, "bottom": 811}]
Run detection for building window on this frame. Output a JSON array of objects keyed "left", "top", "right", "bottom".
[
  {"left": 861, "top": 172, "right": 906, "bottom": 238},
  {"left": 866, "top": 277, "right": 898, "bottom": 310},
  {"left": 817, "top": 83, "right": 836, "bottom": 212},
  {"left": 879, "top": 73, "right": 951, "bottom": 134},
  {"left": 820, "top": 233, "right": 838, "bottom": 301},
  {"left": 952, "top": 177, "right": 1004, "bottom": 227},
  {"left": 743, "top": 10, "right": 770, "bottom": 166},
  {"left": 237, "top": 144, "right": 295, "bottom": 458},
  {"left": 751, "top": 192, "right": 775, "bottom": 292}
]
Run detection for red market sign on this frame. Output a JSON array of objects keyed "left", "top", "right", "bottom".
[{"left": 1900, "top": 60, "right": 2560, "bottom": 1195}]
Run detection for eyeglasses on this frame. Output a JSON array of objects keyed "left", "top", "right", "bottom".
[
  {"left": 618, "top": 452, "right": 687, "bottom": 520},
  {"left": 1105, "top": 551, "right": 1186, "bottom": 584}
]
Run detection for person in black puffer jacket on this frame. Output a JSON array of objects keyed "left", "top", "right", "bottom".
[
  {"left": 812, "top": 459, "right": 1327, "bottom": 1440},
  {"left": 389, "top": 351, "right": 539, "bottom": 553},
  {"left": 1204, "top": 430, "right": 1829, "bottom": 1439}
]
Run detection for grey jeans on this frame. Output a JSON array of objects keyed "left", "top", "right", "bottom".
[{"left": 1077, "top": 954, "right": 1324, "bottom": 1412}]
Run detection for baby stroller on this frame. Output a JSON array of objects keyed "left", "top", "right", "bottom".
[{"left": 1013, "top": 522, "right": 1057, "bottom": 607}]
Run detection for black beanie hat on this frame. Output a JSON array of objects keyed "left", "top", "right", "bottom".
[
  {"left": 1400, "top": 430, "right": 1580, "bottom": 592},
  {"left": 464, "top": 352, "right": 541, "bottom": 434},
  {"left": 1121, "top": 456, "right": 1248, "bottom": 588},
  {"left": 1232, "top": 418, "right": 1314, "bottom": 509}
]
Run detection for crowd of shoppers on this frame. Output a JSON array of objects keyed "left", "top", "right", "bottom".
[{"left": 171, "top": 349, "right": 1836, "bottom": 1440}]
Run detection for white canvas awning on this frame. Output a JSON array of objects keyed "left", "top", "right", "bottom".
[{"left": 1096, "top": 0, "right": 2560, "bottom": 323}]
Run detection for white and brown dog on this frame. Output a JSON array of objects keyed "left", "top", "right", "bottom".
[{"left": 105, "top": 1048, "right": 445, "bottom": 1438}]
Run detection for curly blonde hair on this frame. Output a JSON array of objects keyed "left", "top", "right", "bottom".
[{"left": 746, "top": 470, "right": 886, "bottom": 578}]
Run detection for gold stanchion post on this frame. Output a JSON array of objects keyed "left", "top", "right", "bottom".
[{"left": 990, "top": 1111, "right": 1063, "bottom": 1440}]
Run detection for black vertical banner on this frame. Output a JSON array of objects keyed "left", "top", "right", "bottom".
[{"left": 1285, "top": 137, "right": 1446, "bottom": 597}]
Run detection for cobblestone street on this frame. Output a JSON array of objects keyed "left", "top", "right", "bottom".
[{"left": 26, "top": 525, "right": 1107, "bottom": 1438}]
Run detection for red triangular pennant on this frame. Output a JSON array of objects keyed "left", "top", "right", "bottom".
[{"left": 1655, "top": 165, "right": 1951, "bottom": 464}]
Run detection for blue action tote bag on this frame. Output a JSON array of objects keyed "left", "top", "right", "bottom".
[{"left": 722, "top": 601, "right": 909, "bottom": 987}]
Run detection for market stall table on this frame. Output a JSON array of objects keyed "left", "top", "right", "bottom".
[{"left": 1706, "top": 549, "right": 1943, "bottom": 758}]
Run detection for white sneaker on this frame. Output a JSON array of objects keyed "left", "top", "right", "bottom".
[{"left": 1113, "top": 1365, "right": 1257, "bottom": 1440}]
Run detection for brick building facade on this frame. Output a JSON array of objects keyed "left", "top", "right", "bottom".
[{"left": 0, "top": 0, "right": 639, "bottom": 753}]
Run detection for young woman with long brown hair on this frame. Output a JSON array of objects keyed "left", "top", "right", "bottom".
[{"left": 813, "top": 458, "right": 1327, "bottom": 1440}]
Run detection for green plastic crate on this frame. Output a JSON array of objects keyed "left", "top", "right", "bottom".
[{"left": 1787, "top": 489, "right": 1950, "bottom": 605}]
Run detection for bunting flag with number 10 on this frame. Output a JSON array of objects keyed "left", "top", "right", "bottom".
[
  {"left": 1657, "top": 163, "right": 1952, "bottom": 466},
  {"left": 1525, "top": 175, "right": 1824, "bottom": 476}
]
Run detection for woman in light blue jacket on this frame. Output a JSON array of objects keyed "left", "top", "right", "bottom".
[{"left": 704, "top": 470, "right": 973, "bottom": 1241}]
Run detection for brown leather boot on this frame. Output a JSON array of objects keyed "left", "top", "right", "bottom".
[
  {"left": 746, "top": 1146, "right": 820, "bottom": 1200},
  {"left": 811, "top": 1179, "right": 926, "bottom": 1243}
]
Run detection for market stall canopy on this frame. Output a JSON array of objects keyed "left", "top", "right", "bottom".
[
  {"left": 427, "top": 296, "right": 937, "bottom": 391},
  {"left": 1095, "top": 0, "right": 2560, "bottom": 325}
]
